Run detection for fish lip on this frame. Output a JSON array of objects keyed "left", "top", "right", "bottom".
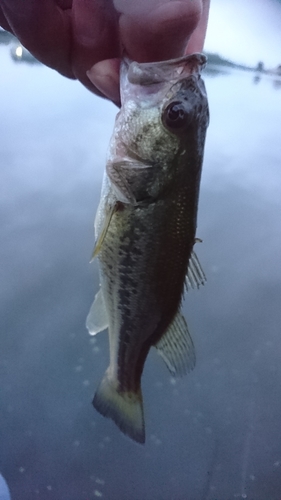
[{"left": 126, "top": 53, "right": 207, "bottom": 86}]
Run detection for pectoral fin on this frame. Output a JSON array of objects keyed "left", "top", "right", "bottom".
[
  {"left": 154, "top": 311, "right": 196, "bottom": 377},
  {"left": 90, "top": 203, "right": 117, "bottom": 260},
  {"left": 86, "top": 289, "right": 108, "bottom": 335},
  {"left": 186, "top": 250, "right": 206, "bottom": 290}
]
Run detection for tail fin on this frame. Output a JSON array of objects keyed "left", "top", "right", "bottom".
[{"left": 93, "top": 372, "right": 145, "bottom": 444}]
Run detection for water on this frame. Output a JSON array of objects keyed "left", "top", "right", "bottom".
[{"left": 1, "top": 44, "right": 281, "bottom": 500}]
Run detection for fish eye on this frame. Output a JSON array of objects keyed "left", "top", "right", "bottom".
[{"left": 162, "top": 101, "right": 189, "bottom": 130}]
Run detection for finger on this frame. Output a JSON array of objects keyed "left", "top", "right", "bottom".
[
  {"left": 71, "top": 0, "right": 120, "bottom": 91},
  {"left": 0, "top": 6, "right": 11, "bottom": 31},
  {"left": 0, "top": 0, "right": 74, "bottom": 77},
  {"left": 117, "top": 0, "right": 202, "bottom": 62},
  {"left": 56, "top": 0, "right": 73, "bottom": 9},
  {"left": 185, "top": 0, "right": 210, "bottom": 53},
  {"left": 0, "top": 0, "right": 117, "bottom": 98},
  {"left": 87, "top": 58, "right": 121, "bottom": 105}
]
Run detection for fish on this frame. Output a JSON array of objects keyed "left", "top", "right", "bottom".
[{"left": 86, "top": 53, "right": 209, "bottom": 444}]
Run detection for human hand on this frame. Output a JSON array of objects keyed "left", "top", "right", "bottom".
[{"left": 0, "top": 0, "right": 210, "bottom": 105}]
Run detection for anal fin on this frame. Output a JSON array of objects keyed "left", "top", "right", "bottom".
[
  {"left": 154, "top": 310, "right": 196, "bottom": 377},
  {"left": 186, "top": 250, "right": 206, "bottom": 290}
]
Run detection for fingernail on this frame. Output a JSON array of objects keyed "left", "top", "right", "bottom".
[{"left": 87, "top": 60, "right": 120, "bottom": 104}]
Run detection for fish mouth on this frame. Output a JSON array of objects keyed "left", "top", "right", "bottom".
[{"left": 126, "top": 53, "right": 207, "bottom": 86}]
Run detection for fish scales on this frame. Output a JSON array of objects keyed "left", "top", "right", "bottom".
[{"left": 87, "top": 53, "right": 209, "bottom": 444}]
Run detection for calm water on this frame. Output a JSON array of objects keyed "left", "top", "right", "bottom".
[{"left": 1, "top": 43, "right": 281, "bottom": 500}]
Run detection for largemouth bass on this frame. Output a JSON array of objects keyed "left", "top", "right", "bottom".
[{"left": 87, "top": 53, "right": 209, "bottom": 444}]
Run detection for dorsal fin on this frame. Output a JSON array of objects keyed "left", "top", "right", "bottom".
[{"left": 154, "top": 310, "right": 196, "bottom": 377}]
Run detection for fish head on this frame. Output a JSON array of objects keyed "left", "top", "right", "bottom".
[
  {"left": 121, "top": 52, "right": 209, "bottom": 150},
  {"left": 108, "top": 54, "right": 209, "bottom": 203}
]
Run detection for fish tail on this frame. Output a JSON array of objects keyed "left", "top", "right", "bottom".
[{"left": 93, "top": 372, "right": 145, "bottom": 444}]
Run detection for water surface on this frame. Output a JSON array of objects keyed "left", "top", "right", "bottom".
[{"left": 0, "top": 45, "right": 281, "bottom": 500}]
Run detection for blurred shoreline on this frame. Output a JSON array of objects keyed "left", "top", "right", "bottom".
[{"left": 1, "top": 27, "right": 280, "bottom": 77}]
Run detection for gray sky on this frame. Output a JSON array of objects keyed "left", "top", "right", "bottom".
[{"left": 205, "top": 0, "right": 281, "bottom": 67}]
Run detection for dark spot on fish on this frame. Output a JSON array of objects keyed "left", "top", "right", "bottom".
[
  {"left": 131, "top": 247, "right": 143, "bottom": 256},
  {"left": 115, "top": 201, "right": 125, "bottom": 212},
  {"left": 119, "top": 252, "right": 135, "bottom": 268},
  {"left": 141, "top": 124, "right": 151, "bottom": 135},
  {"left": 123, "top": 332, "right": 130, "bottom": 344},
  {"left": 121, "top": 297, "right": 131, "bottom": 307}
]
